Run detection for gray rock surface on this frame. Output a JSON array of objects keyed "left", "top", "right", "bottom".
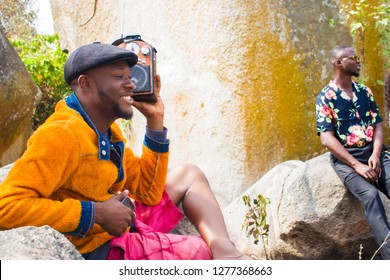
[
  {"left": 0, "top": 225, "right": 83, "bottom": 260},
  {"left": 224, "top": 153, "right": 390, "bottom": 260},
  {"left": 0, "top": 28, "right": 38, "bottom": 167}
]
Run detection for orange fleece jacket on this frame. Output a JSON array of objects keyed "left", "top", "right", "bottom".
[{"left": 0, "top": 100, "right": 169, "bottom": 254}]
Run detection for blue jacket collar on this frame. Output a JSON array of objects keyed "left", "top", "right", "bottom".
[{"left": 65, "top": 93, "right": 111, "bottom": 161}]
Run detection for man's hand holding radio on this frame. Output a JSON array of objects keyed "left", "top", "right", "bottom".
[{"left": 131, "top": 74, "right": 164, "bottom": 131}]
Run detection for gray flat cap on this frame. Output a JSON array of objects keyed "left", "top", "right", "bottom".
[{"left": 64, "top": 42, "right": 138, "bottom": 85}]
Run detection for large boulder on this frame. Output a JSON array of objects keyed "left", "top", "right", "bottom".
[
  {"left": 0, "top": 225, "right": 83, "bottom": 260},
  {"left": 224, "top": 153, "right": 390, "bottom": 260},
  {"left": 0, "top": 29, "right": 39, "bottom": 167}
]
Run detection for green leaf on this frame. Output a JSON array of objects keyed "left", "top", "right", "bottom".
[{"left": 350, "top": 22, "right": 363, "bottom": 35}]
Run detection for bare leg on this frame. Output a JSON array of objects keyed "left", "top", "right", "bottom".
[{"left": 166, "top": 164, "right": 252, "bottom": 259}]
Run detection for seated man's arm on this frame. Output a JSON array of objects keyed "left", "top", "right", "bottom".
[
  {"left": 320, "top": 131, "right": 377, "bottom": 183},
  {"left": 369, "top": 122, "right": 384, "bottom": 176},
  {"left": 121, "top": 74, "right": 169, "bottom": 205},
  {"left": 122, "top": 127, "right": 169, "bottom": 206},
  {"left": 0, "top": 124, "right": 90, "bottom": 236}
]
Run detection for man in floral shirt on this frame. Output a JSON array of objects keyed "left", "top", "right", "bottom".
[{"left": 316, "top": 45, "right": 390, "bottom": 259}]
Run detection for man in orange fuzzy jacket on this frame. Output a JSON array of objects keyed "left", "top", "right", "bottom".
[{"left": 0, "top": 43, "right": 250, "bottom": 260}]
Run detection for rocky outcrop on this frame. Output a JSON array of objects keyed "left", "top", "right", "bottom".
[
  {"left": 0, "top": 29, "right": 39, "bottom": 167},
  {"left": 1, "top": 154, "right": 390, "bottom": 259},
  {"left": 224, "top": 153, "right": 390, "bottom": 260},
  {"left": 0, "top": 226, "right": 83, "bottom": 260}
]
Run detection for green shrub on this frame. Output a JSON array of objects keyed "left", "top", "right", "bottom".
[
  {"left": 10, "top": 34, "right": 69, "bottom": 130},
  {"left": 338, "top": 0, "right": 390, "bottom": 71}
]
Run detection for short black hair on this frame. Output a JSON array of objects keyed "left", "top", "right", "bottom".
[{"left": 330, "top": 46, "right": 351, "bottom": 64}]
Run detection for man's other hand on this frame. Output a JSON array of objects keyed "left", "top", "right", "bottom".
[{"left": 94, "top": 189, "right": 135, "bottom": 237}]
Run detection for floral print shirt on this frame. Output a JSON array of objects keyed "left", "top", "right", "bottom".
[{"left": 316, "top": 80, "right": 382, "bottom": 147}]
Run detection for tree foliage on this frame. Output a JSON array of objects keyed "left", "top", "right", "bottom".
[
  {"left": 0, "top": 0, "right": 37, "bottom": 38},
  {"left": 11, "top": 34, "right": 69, "bottom": 130},
  {"left": 336, "top": 0, "right": 390, "bottom": 120},
  {"left": 374, "top": 1, "right": 390, "bottom": 70},
  {"left": 338, "top": 0, "right": 390, "bottom": 71}
]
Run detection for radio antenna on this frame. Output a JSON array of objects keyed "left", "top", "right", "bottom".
[{"left": 120, "top": 0, "right": 125, "bottom": 38}]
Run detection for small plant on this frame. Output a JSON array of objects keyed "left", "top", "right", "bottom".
[
  {"left": 357, "top": 231, "right": 390, "bottom": 259},
  {"left": 358, "top": 244, "right": 363, "bottom": 260},
  {"left": 370, "top": 231, "right": 390, "bottom": 260},
  {"left": 242, "top": 194, "right": 270, "bottom": 259}
]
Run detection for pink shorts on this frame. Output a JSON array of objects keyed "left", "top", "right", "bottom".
[{"left": 107, "top": 190, "right": 212, "bottom": 260}]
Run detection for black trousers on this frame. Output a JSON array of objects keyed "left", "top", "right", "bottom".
[{"left": 330, "top": 143, "right": 390, "bottom": 259}]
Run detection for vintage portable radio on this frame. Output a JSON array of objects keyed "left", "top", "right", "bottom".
[{"left": 112, "top": 35, "right": 157, "bottom": 103}]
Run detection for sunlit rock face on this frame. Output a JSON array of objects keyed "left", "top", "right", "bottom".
[
  {"left": 50, "top": 0, "right": 385, "bottom": 207},
  {"left": 224, "top": 153, "right": 389, "bottom": 260},
  {"left": 0, "top": 29, "right": 38, "bottom": 166}
]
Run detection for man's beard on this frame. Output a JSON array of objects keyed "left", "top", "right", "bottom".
[
  {"left": 352, "top": 70, "right": 360, "bottom": 78},
  {"left": 348, "top": 66, "right": 360, "bottom": 78},
  {"left": 98, "top": 88, "right": 133, "bottom": 120}
]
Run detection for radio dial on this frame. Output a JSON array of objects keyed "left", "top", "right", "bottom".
[
  {"left": 141, "top": 46, "right": 151, "bottom": 55},
  {"left": 126, "top": 42, "right": 139, "bottom": 54}
]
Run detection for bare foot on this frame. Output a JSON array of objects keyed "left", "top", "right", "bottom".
[
  {"left": 215, "top": 254, "right": 255, "bottom": 260},
  {"left": 210, "top": 239, "right": 255, "bottom": 260}
]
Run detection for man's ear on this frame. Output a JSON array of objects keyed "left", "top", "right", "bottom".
[
  {"left": 335, "top": 58, "right": 343, "bottom": 68},
  {"left": 77, "top": 75, "right": 93, "bottom": 90}
]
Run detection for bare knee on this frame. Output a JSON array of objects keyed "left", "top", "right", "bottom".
[
  {"left": 174, "top": 163, "right": 207, "bottom": 179},
  {"left": 166, "top": 164, "right": 209, "bottom": 204},
  {"left": 167, "top": 164, "right": 208, "bottom": 189}
]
